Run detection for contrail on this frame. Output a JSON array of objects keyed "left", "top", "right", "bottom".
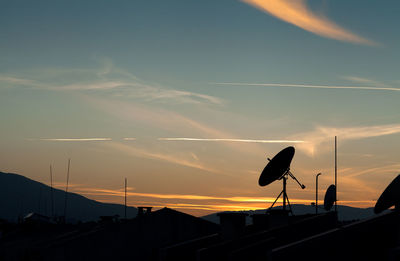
[
  {"left": 211, "top": 82, "right": 400, "bottom": 92},
  {"left": 36, "top": 138, "right": 112, "bottom": 142},
  {"left": 158, "top": 138, "right": 304, "bottom": 143}
]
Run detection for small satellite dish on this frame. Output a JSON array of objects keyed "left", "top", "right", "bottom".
[
  {"left": 374, "top": 174, "right": 400, "bottom": 214},
  {"left": 324, "top": 184, "right": 336, "bottom": 211},
  {"left": 259, "top": 146, "right": 295, "bottom": 186}
]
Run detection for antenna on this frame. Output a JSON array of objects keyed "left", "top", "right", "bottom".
[
  {"left": 315, "top": 173, "right": 322, "bottom": 214},
  {"left": 124, "top": 177, "right": 127, "bottom": 219},
  {"left": 334, "top": 136, "right": 338, "bottom": 213},
  {"left": 50, "top": 165, "right": 55, "bottom": 218},
  {"left": 259, "top": 146, "right": 306, "bottom": 215},
  {"left": 64, "top": 158, "right": 71, "bottom": 221},
  {"left": 18, "top": 177, "right": 24, "bottom": 222},
  {"left": 38, "top": 186, "right": 42, "bottom": 214}
]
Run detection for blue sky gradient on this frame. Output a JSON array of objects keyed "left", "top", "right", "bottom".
[{"left": 1, "top": 0, "right": 399, "bottom": 215}]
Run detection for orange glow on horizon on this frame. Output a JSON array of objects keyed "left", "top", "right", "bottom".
[{"left": 52, "top": 183, "right": 376, "bottom": 216}]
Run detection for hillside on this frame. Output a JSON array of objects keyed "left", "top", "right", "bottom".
[
  {"left": 0, "top": 171, "right": 137, "bottom": 222},
  {"left": 202, "top": 204, "right": 376, "bottom": 224}
]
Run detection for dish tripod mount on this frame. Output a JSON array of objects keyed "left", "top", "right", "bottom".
[{"left": 268, "top": 159, "right": 306, "bottom": 215}]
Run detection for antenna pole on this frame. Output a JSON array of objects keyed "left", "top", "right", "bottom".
[
  {"left": 316, "top": 173, "right": 321, "bottom": 214},
  {"left": 50, "top": 165, "right": 55, "bottom": 218},
  {"left": 64, "top": 158, "right": 70, "bottom": 222},
  {"left": 124, "top": 177, "right": 127, "bottom": 219},
  {"left": 335, "top": 136, "right": 338, "bottom": 213},
  {"left": 283, "top": 176, "right": 287, "bottom": 211},
  {"left": 38, "top": 187, "right": 42, "bottom": 214}
]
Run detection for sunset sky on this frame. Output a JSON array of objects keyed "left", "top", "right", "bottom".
[{"left": 1, "top": 0, "right": 399, "bottom": 216}]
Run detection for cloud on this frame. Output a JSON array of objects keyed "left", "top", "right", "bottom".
[
  {"left": 123, "top": 138, "right": 137, "bottom": 141},
  {"left": 28, "top": 138, "right": 113, "bottom": 142},
  {"left": 211, "top": 82, "right": 400, "bottom": 92},
  {"left": 242, "top": 0, "right": 377, "bottom": 46},
  {"left": 133, "top": 88, "right": 224, "bottom": 105},
  {"left": 84, "top": 96, "right": 267, "bottom": 156},
  {"left": 343, "top": 76, "right": 389, "bottom": 88},
  {"left": 158, "top": 137, "right": 304, "bottom": 143},
  {"left": 56, "top": 183, "right": 314, "bottom": 210},
  {"left": 54, "top": 180, "right": 375, "bottom": 213},
  {"left": 343, "top": 163, "right": 400, "bottom": 178},
  {"left": 0, "top": 76, "right": 39, "bottom": 86},
  {"left": 104, "top": 142, "right": 222, "bottom": 174},
  {"left": 63, "top": 183, "right": 376, "bottom": 211},
  {"left": 0, "top": 63, "right": 224, "bottom": 106},
  {"left": 290, "top": 124, "right": 400, "bottom": 156}
]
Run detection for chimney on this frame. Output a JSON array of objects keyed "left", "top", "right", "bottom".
[{"left": 137, "top": 206, "right": 152, "bottom": 217}]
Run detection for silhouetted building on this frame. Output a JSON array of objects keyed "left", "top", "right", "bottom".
[
  {"left": 0, "top": 207, "right": 219, "bottom": 261},
  {"left": 23, "top": 212, "right": 53, "bottom": 224},
  {"left": 161, "top": 211, "right": 337, "bottom": 261},
  {"left": 4, "top": 207, "right": 400, "bottom": 261}
]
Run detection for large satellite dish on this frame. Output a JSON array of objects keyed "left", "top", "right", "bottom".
[
  {"left": 259, "top": 146, "right": 295, "bottom": 186},
  {"left": 323, "top": 184, "right": 336, "bottom": 211},
  {"left": 259, "top": 146, "right": 305, "bottom": 215},
  {"left": 374, "top": 174, "right": 400, "bottom": 214}
]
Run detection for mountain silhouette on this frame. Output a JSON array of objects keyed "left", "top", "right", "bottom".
[{"left": 0, "top": 171, "right": 137, "bottom": 222}]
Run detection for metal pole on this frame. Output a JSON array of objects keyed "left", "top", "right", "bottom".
[
  {"left": 335, "top": 136, "right": 337, "bottom": 213},
  {"left": 316, "top": 173, "right": 322, "bottom": 214},
  {"left": 124, "top": 177, "right": 127, "bottom": 219},
  {"left": 283, "top": 176, "right": 287, "bottom": 211},
  {"left": 64, "top": 158, "right": 70, "bottom": 221},
  {"left": 50, "top": 165, "right": 54, "bottom": 218},
  {"left": 38, "top": 187, "right": 42, "bottom": 214}
]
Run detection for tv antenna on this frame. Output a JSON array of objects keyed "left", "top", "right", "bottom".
[
  {"left": 334, "top": 136, "right": 338, "bottom": 213},
  {"left": 124, "top": 177, "right": 127, "bottom": 219},
  {"left": 50, "top": 165, "right": 55, "bottom": 218},
  {"left": 259, "top": 146, "right": 306, "bottom": 215},
  {"left": 63, "top": 158, "right": 71, "bottom": 222},
  {"left": 315, "top": 173, "right": 322, "bottom": 214}
]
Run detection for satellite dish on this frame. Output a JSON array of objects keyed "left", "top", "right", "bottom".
[
  {"left": 258, "top": 146, "right": 305, "bottom": 215},
  {"left": 324, "top": 184, "right": 336, "bottom": 211},
  {"left": 259, "top": 146, "right": 295, "bottom": 186},
  {"left": 374, "top": 174, "right": 400, "bottom": 214}
]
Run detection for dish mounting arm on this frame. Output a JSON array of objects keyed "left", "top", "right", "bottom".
[{"left": 288, "top": 170, "right": 306, "bottom": 189}]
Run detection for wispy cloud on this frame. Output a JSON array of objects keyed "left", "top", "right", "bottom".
[
  {"left": 28, "top": 138, "right": 113, "bottom": 142},
  {"left": 343, "top": 76, "right": 389, "bottom": 88},
  {"left": 0, "top": 76, "right": 39, "bottom": 86},
  {"left": 158, "top": 137, "right": 304, "bottom": 143},
  {"left": 85, "top": 96, "right": 267, "bottom": 156},
  {"left": 0, "top": 62, "right": 224, "bottom": 106},
  {"left": 104, "top": 142, "right": 222, "bottom": 174},
  {"left": 242, "top": 0, "right": 377, "bottom": 46},
  {"left": 342, "top": 163, "right": 400, "bottom": 178},
  {"left": 291, "top": 124, "right": 400, "bottom": 156},
  {"left": 53, "top": 181, "right": 376, "bottom": 213},
  {"left": 211, "top": 82, "right": 400, "bottom": 92},
  {"left": 56, "top": 183, "right": 313, "bottom": 205}
]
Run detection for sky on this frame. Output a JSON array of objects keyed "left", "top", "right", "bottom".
[{"left": 1, "top": 0, "right": 400, "bottom": 216}]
